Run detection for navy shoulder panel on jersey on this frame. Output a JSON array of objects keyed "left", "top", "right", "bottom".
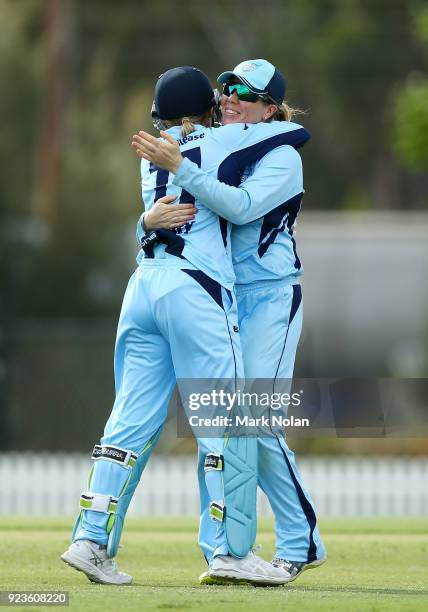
[{"left": 217, "top": 128, "right": 310, "bottom": 186}]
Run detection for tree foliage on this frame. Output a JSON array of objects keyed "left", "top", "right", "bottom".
[{"left": 392, "top": 5, "right": 428, "bottom": 171}]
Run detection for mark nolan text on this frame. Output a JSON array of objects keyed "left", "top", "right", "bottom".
[
  {"left": 188, "top": 415, "right": 310, "bottom": 428},
  {"left": 235, "top": 415, "right": 310, "bottom": 427}
]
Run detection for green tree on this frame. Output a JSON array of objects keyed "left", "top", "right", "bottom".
[{"left": 393, "top": 5, "right": 428, "bottom": 171}]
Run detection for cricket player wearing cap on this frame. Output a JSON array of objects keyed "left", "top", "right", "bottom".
[
  {"left": 62, "top": 65, "right": 312, "bottom": 587},
  {"left": 134, "top": 59, "right": 327, "bottom": 584}
]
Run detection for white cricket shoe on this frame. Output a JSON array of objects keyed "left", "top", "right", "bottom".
[
  {"left": 208, "top": 550, "right": 293, "bottom": 586},
  {"left": 272, "top": 556, "right": 327, "bottom": 583},
  {"left": 61, "top": 540, "right": 132, "bottom": 585}
]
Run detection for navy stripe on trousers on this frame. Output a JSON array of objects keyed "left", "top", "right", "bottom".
[
  {"left": 276, "top": 440, "right": 318, "bottom": 563},
  {"left": 273, "top": 284, "right": 301, "bottom": 382},
  {"left": 273, "top": 284, "right": 318, "bottom": 563}
]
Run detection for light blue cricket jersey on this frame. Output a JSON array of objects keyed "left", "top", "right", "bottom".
[
  {"left": 138, "top": 121, "right": 309, "bottom": 290},
  {"left": 232, "top": 145, "right": 304, "bottom": 285},
  {"left": 171, "top": 122, "right": 309, "bottom": 286}
]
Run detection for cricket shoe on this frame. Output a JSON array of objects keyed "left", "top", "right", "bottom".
[
  {"left": 208, "top": 549, "right": 293, "bottom": 586},
  {"left": 61, "top": 540, "right": 132, "bottom": 585},
  {"left": 199, "top": 570, "right": 233, "bottom": 585},
  {"left": 271, "top": 556, "right": 327, "bottom": 583}
]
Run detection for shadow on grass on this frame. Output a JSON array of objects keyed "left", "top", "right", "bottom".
[
  {"left": 288, "top": 585, "right": 428, "bottom": 597},
  {"left": 130, "top": 583, "right": 428, "bottom": 597}
]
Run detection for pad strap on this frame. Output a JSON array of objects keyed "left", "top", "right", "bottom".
[
  {"left": 79, "top": 492, "right": 118, "bottom": 514},
  {"left": 92, "top": 445, "right": 138, "bottom": 469},
  {"left": 209, "top": 501, "right": 225, "bottom": 522},
  {"left": 204, "top": 453, "right": 224, "bottom": 472}
]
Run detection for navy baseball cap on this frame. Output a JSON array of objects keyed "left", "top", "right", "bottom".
[
  {"left": 153, "top": 66, "right": 216, "bottom": 120},
  {"left": 218, "top": 59, "right": 286, "bottom": 104}
]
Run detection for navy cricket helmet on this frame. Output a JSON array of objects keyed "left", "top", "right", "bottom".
[{"left": 152, "top": 66, "right": 216, "bottom": 121}]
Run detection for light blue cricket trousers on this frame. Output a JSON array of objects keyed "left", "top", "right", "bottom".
[
  {"left": 236, "top": 279, "right": 326, "bottom": 563},
  {"left": 73, "top": 257, "right": 243, "bottom": 559}
]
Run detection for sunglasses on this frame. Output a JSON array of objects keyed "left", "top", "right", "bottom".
[{"left": 222, "top": 82, "right": 263, "bottom": 103}]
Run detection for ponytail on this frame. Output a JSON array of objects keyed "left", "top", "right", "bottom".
[
  {"left": 268, "top": 102, "right": 306, "bottom": 122},
  {"left": 181, "top": 117, "right": 195, "bottom": 137},
  {"left": 160, "top": 109, "right": 213, "bottom": 136}
]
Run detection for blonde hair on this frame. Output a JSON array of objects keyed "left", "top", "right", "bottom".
[
  {"left": 268, "top": 102, "right": 306, "bottom": 122},
  {"left": 180, "top": 117, "right": 196, "bottom": 137},
  {"left": 163, "top": 110, "right": 212, "bottom": 137}
]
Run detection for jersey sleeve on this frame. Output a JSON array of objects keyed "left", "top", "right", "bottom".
[
  {"left": 140, "top": 158, "right": 153, "bottom": 209},
  {"left": 172, "top": 144, "right": 303, "bottom": 225}
]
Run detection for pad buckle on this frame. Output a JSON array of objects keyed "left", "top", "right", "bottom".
[
  {"left": 209, "top": 501, "right": 225, "bottom": 522},
  {"left": 92, "top": 445, "right": 137, "bottom": 469},
  {"left": 204, "top": 453, "right": 224, "bottom": 472},
  {"left": 79, "top": 492, "right": 118, "bottom": 514}
]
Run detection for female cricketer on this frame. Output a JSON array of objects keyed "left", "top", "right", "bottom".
[
  {"left": 61, "top": 65, "right": 311, "bottom": 586},
  {"left": 132, "top": 59, "right": 327, "bottom": 584}
]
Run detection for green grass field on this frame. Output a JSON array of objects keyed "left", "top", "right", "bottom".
[{"left": 1, "top": 517, "right": 427, "bottom": 611}]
